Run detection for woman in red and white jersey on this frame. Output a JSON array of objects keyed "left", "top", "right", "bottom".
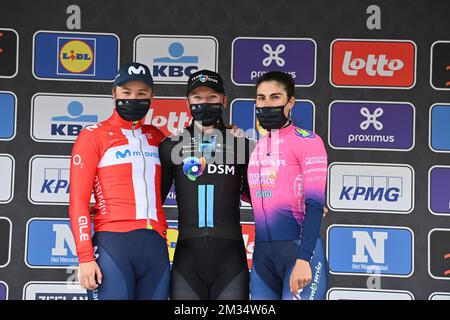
[{"left": 69, "top": 62, "right": 169, "bottom": 300}]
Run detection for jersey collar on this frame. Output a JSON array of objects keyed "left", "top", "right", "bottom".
[{"left": 109, "top": 109, "right": 145, "bottom": 130}]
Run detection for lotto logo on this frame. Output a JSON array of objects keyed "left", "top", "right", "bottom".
[{"left": 330, "top": 39, "right": 416, "bottom": 89}]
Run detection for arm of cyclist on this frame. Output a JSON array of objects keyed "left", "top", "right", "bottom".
[
  {"left": 69, "top": 128, "right": 103, "bottom": 290},
  {"left": 290, "top": 134, "right": 328, "bottom": 294}
]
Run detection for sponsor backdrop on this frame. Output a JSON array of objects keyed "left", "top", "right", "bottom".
[{"left": 0, "top": 0, "right": 449, "bottom": 300}]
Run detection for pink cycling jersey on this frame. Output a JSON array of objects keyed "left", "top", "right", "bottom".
[{"left": 247, "top": 124, "right": 327, "bottom": 260}]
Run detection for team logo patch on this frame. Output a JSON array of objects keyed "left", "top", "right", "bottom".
[
  {"left": 295, "top": 128, "right": 315, "bottom": 138},
  {"left": 182, "top": 156, "right": 206, "bottom": 181}
]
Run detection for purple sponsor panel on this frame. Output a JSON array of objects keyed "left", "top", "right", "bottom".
[
  {"left": 163, "top": 184, "right": 177, "bottom": 207},
  {"left": 329, "top": 101, "right": 415, "bottom": 151},
  {"left": 231, "top": 37, "right": 316, "bottom": 86},
  {"left": 429, "top": 166, "right": 450, "bottom": 215},
  {"left": 0, "top": 282, "right": 7, "bottom": 300}
]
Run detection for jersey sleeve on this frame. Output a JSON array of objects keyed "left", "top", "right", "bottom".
[
  {"left": 241, "top": 138, "right": 255, "bottom": 204},
  {"left": 296, "top": 133, "right": 328, "bottom": 261},
  {"left": 159, "top": 137, "right": 175, "bottom": 204},
  {"left": 69, "top": 128, "right": 101, "bottom": 264}
]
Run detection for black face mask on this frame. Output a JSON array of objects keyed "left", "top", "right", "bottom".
[
  {"left": 115, "top": 99, "right": 151, "bottom": 122},
  {"left": 190, "top": 103, "right": 223, "bottom": 126},
  {"left": 255, "top": 105, "right": 290, "bottom": 130}
]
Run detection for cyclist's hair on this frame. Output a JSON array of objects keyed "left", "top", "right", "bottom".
[{"left": 255, "top": 71, "right": 295, "bottom": 100}]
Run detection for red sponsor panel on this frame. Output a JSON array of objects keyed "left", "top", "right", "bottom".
[
  {"left": 331, "top": 39, "right": 416, "bottom": 88},
  {"left": 145, "top": 97, "right": 192, "bottom": 136},
  {"left": 242, "top": 222, "right": 255, "bottom": 269}
]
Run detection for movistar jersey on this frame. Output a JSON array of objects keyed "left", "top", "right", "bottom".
[{"left": 69, "top": 110, "right": 168, "bottom": 263}]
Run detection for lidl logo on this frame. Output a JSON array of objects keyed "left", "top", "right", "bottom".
[
  {"left": 58, "top": 39, "right": 94, "bottom": 75},
  {"left": 33, "top": 31, "right": 119, "bottom": 81}
]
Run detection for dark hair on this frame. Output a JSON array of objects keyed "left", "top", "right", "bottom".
[{"left": 255, "top": 71, "right": 295, "bottom": 100}]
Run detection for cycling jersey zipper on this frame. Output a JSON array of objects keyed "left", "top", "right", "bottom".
[
  {"left": 260, "top": 130, "right": 272, "bottom": 241},
  {"left": 132, "top": 122, "right": 150, "bottom": 229}
]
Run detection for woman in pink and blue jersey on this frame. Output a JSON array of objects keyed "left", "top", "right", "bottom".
[{"left": 247, "top": 71, "right": 328, "bottom": 300}]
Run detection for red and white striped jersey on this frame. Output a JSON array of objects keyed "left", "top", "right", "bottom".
[{"left": 69, "top": 110, "right": 167, "bottom": 263}]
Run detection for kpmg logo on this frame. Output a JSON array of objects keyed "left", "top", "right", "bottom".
[
  {"left": 428, "top": 166, "right": 450, "bottom": 216},
  {"left": 31, "top": 93, "right": 113, "bottom": 143},
  {"left": 25, "top": 218, "right": 93, "bottom": 268},
  {"left": 0, "top": 217, "right": 12, "bottom": 268},
  {"left": 428, "top": 229, "right": 450, "bottom": 280},
  {"left": 0, "top": 91, "right": 16, "bottom": 141},
  {"left": 28, "top": 155, "right": 94, "bottom": 205},
  {"left": 23, "top": 282, "right": 87, "bottom": 300},
  {"left": 0, "top": 281, "right": 7, "bottom": 300},
  {"left": 0, "top": 154, "right": 15, "bottom": 204},
  {"left": 231, "top": 37, "right": 316, "bottom": 86},
  {"left": 230, "top": 99, "right": 315, "bottom": 140},
  {"left": 0, "top": 28, "right": 18, "bottom": 78},
  {"left": 327, "top": 162, "right": 414, "bottom": 214},
  {"left": 330, "top": 39, "right": 416, "bottom": 89},
  {"left": 329, "top": 101, "right": 415, "bottom": 151},
  {"left": 327, "top": 288, "right": 414, "bottom": 300},
  {"left": 134, "top": 35, "right": 218, "bottom": 84},
  {"left": 430, "top": 41, "right": 450, "bottom": 90},
  {"left": 327, "top": 225, "right": 414, "bottom": 277},
  {"left": 429, "top": 103, "right": 450, "bottom": 152},
  {"left": 33, "top": 31, "right": 119, "bottom": 81}
]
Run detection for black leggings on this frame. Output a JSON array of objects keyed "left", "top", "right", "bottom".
[{"left": 170, "top": 237, "right": 250, "bottom": 300}]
